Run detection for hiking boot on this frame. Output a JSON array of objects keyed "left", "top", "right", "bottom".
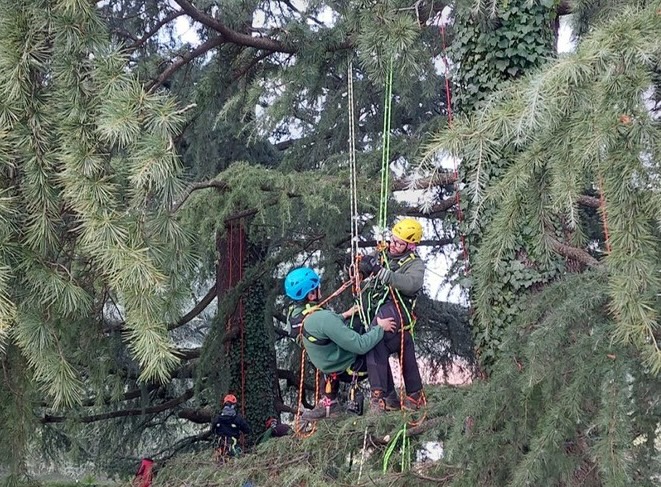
[
  {"left": 384, "top": 390, "right": 401, "bottom": 410},
  {"left": 301, "top": 397, "right": 341, "bottom": 421},
  {"left": 402, "top": 390, "right": 426, "bottom": 411}
]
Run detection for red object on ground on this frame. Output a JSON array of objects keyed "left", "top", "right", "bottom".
[{"left": 134, "top": 458, "right": 154, "bottom": 487}]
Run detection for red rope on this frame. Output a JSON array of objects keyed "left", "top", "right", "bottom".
[
  {"left": 225, "top": 223, "right": 234, "bottom": 356},
  {"left": 440, "top": 22, "right": 470, "bottom": 272},
  {"left": 238, "top": 220, "right": 246, "bottom": 416}
]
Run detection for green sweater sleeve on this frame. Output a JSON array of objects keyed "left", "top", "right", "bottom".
[
  {"left": 321, "top": 313, "right": 384, "bottom": 354},
  {"left": 381, "top": 258, "right": 425, "bottom": 295}
]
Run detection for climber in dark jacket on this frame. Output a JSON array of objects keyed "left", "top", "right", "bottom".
[{"left": 211, "top": 394, "right": 251, "bottom": 456}]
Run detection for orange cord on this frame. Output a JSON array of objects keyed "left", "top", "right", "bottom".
[{"left": 388, "top": 287, "right": 426, "bottom": 426}]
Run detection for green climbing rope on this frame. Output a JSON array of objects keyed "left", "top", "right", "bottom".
[{"left": 378, "top": 57, "right": 394, "bottom": 236}]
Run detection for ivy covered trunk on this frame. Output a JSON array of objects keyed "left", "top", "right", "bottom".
[
  {"left": 450, "top": 0, "right": 559, "bottom": 369},
  {"left": 216, "top": 220, "right": 276, "bottom": 443}
]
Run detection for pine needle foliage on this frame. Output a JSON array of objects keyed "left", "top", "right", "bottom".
[
  {"left": 0, "top": 0, "right": 193, "bottom": 410},
  {"left": 423, "top": 1, "right": 661, "bottom": 374},
  {"left": 433, "top": 270, "right": 661, "bottom": 486}
]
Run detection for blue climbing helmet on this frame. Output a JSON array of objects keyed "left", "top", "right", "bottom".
[{"left": 284, "top": 267, "right": 320, "bottom": 301}]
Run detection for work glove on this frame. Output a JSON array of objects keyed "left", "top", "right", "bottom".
[{"left": 359, "top": 255, "right": 382, "bottom": 276}]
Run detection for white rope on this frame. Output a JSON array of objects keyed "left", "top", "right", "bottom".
[
  {"left": 357, "top": 425, "right": 369, "bottom": 482},
  {"left": 348, "top": 58, "right": 360, "bottom": 263}
]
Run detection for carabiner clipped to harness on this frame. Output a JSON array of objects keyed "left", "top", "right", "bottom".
[{"left": 346, "top": 377, "right": 364, "bottom": 416}]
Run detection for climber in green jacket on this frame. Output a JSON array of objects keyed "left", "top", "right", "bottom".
[{"left": 284, "top": 267, "right": 395, "bottom": 421}]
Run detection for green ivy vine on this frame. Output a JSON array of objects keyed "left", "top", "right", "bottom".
[{"left": 449, "top": 0, "right": 560, "bottom": 370}]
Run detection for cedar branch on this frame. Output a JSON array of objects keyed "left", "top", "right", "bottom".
[
  {"left": 172, "top": 0, "right": 296, "bottom": 53},
  {"left": 42, "top": 389, "right": 195, "bottom": 424}
]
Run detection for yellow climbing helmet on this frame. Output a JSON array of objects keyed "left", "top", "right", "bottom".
[{"left": 392, "top": 218, "right": 423, "bottom": 244}]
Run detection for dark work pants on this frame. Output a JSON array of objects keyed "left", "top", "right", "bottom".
[{"left": 366, "top": 301, "right": 422, "bottom": 395}]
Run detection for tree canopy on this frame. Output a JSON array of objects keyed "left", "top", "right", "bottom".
[{"left": 1, "top": 0, "right": 661, "bottom": 485}]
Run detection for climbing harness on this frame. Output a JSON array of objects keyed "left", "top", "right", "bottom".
[{"left": 213, "top": 436, "right": 239, "bottom": 464}]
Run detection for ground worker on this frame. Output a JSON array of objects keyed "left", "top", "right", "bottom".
[
  {"left": 211, "top": 394, "right": 251, "bottom": 457},
  {"left": 359, "top": 218, "right": 426, "bottom": 413},
  {"left": 258, "top": 416, "right": 292, "bottom": 443},
  {"left": 284, "top": 267, "right": 396, "bottom": 421}
]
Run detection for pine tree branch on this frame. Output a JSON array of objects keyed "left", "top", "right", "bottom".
[
  {"left": 403, "top": 196, "right": 457, "bottom": 218},
  {"left": 547, "top": 237, "right": 600, "bottom": 268},
  {"left": 125, "top": 10, "right": 186, "bottom": 53},
  {"left": 42, "top": 389, "right": 195, "bottom": 424},
  {"left": 172, "top": 180, "right": 229, "bottom": 213},
  {"left": 177, "top": 407, "right": 213, "bottom": 423},
  {"left": 147, "top": 35, "right": 226, "bottom": 93},
  {"left": 167, "top": 284, "right": 217, "bottom": 331},
  {"left": 80, "top": 383, "right": 161, "bottom": 408},
  {"left": 172, "top": 0, "right": 296, "bottom": 53},
  {"left": 576, "top": 194, "right": 600, "bottom": 209},
  {"left": 104, "top": 285, "right": 217, "bottom": 334},
  {"left": 232, "top": 50, "right": 277, "bottom": 80},
  {"left": 175, "top": 348, "right": 201, "bottom": 360},
  {"left": 392, "top": 172, "right": 457, "bottom": 191}
]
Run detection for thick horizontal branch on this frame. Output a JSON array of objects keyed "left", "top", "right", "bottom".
[
  {"left": 577, "top": 194, "right": 600, "bottom": 209},
  {"left": 172, "top": 0, "right": 296, "bottom": 53},
  {"left": 42, "top": 389, "right": 195, "bottom": 424},
  {"left": 403, "top": 196, "right": 457, "bottom": 218},
  {"left": 547, "top": 237, "right": 600, "bottom": 268},
  {"left": 80, "top": 383, "right": 160, "bottom": 408},
  {"left": 177, "top": 407, "right": 213, "bottom": 424},
  {"left": 175, "top": 348, "right": 201, "bottom": 361}
]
